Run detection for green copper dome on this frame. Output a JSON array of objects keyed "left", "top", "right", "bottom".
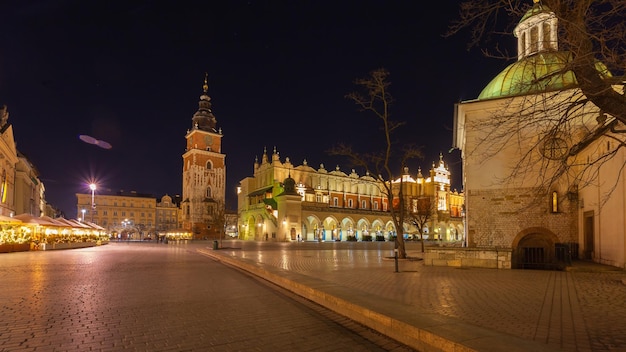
[{"left": 478, "top": 51, "right": 611, "bottom": 100}]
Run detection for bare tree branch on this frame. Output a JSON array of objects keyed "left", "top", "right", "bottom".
[{"left": 329, "top": 68, "right": 423, "bottom": 259}]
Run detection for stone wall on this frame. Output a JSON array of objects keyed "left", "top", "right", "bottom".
[
  {"left": 423, "top": 247, "right": 513, "bottom": 269},
  {"left": 466, "top": 188, "right": 577, "bottom": 248}
]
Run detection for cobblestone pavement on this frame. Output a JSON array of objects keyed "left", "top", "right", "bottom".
[
  {"left": 200, "top": 240, "right": 626, "bottom": 352},
  {"left": 0, "top": 242, "right": 418, "bottom": 352}
]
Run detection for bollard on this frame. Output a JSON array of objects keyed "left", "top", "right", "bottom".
[
  {"left": 394, "top": 248, "right": 399, "bottom": 273},
  {"left": 213, "top": 240, "right": 219, "bottom": 250}
]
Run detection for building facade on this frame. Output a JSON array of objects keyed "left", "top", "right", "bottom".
[
  {"left": 155, "top": 194, "right": 182, "bottom": 234},
  {"left": 14, "top": 151, "right": 44, "bottom": 217},
  {"left": 181, "top": 76, "right": 226, "bottom": 239},
  {"left": 0, "top": 105, "right": 46, "bottom": 218},
  {"left": 76, "top": 191, "right": 156, "bottom": 240},
  {"left": 237, "top": 147, "right": 463, "bottom": 242},
  {"left": 453, "top": 2, "right": 626, "bottom": 269},
  {"left": 393, "top": 155, "right": 465, "bottom": 241}
]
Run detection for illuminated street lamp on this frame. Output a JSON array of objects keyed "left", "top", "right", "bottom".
[{"left": 89, "top": 183, "right": 97, "bottom": 222}]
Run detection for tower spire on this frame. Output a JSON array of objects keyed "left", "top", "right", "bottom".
[{"left": 191, "top": 73, "right": 217, "bottom": 131}]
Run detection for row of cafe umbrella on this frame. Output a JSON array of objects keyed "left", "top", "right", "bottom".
[{"left": 0, "top": 214, "right": 109, "bottom": 251}]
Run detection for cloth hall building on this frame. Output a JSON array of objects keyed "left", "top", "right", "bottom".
[{"left": 237, "top": 147, "right": 464, "bottom": 242}]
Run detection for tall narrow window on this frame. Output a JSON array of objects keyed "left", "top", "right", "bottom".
[
  {"left": 529, "top": 27, "right": 539, "bottom": 55},
  {"left": 542, "top": 22, "right": 552, "bottom": 50},
  {"left": 551, "top": 191, "right": 558, "bottom": 213}
]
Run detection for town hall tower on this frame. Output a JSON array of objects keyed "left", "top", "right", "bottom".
[{"left": 181, "top": 75, "right": 226, "bottom": 238}]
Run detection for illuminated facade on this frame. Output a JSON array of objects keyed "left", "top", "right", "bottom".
[
  {"left": 454, "top": 2, "right": 625, "bottom": 269},
  {"left": 155, "top": 194, "right": 182, "bottom": 234},
  {"left": 0, "top": 105, "right": 46, "bottom": 218},
  {"left": 76, "top": 191, "right": 156, "bottom": 240},
  {"left": 14, "top": 151, "right": 45, "bottom": 217},
  {"left": 181, "top": 76, "right": 226, "bottom": 239},
  {"left": 392, "top": 154, "right": 465, "bottom": 241},
  {"left": 237, "top": 147, "right": 462, "bottom": 242}
]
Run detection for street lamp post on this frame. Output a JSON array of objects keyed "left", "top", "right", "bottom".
[
  {"left": 89, "top": 183, "right": 97, "bottom": 223},
  {"left": 81, "top": 208, "right": 86, "bottom": 222}
]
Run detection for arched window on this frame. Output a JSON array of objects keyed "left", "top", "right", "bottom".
[
  {"left": 206, "top": 160, "right": 213, "bottom": 169},
  {"left": 206, "top": 187, "right": 212, "bottom": 198},
  {"left": 542, "top": 22, "right": 552, "bottom": 50},
  {"left": 529, "top": 26, "right": 539, "bottom": 55}
]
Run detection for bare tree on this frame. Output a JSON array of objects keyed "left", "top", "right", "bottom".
[
  {"left": 448, "top": 0, "right": 626, "bottom": 204},
  {"left": 329, "top": 69, "right": 422, "bottom": 259},
  {"left": 405, "top": 196, "right": 434, "bottom": 253}
]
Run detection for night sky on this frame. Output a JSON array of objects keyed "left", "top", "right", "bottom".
[{"left": 0, "top": 1, "right": 511, "bottom": 217}]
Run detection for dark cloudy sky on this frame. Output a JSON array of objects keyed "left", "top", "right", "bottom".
[{"left": 0, "top": 1, "right": 511, "bottom": 217}]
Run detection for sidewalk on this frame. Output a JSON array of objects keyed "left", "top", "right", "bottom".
[{"left": 197, "top": 240, "right": 626, "bottom": 352}]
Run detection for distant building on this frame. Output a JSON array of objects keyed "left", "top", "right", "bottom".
[
  {"left": 392, "top": 155, "right": 465, "bottom": 241},
  {"left": 76, "top": 190, "right": 156, "bottom": 240},
  {"left": 181, "top": 75, "right": 226, "bottom": 239},
  {"left": 156, "top": 194, "right": 182, "bottom": 234},
  {"left": 237, "top": 147, "right": 462, "bottom": 242}
]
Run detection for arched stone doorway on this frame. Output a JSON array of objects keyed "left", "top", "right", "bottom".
[{"left": 512, "top": 227, "right": 559, "bottom": 269}]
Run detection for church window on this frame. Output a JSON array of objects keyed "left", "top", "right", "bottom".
[
  {"left": 542, "top": 22, "right": 552, "bottom": 50},
  {"left": 206, "top": 187, "right": 212, "bottom": 198},
  {"left": 541, "top": 137, "right": 568, "bottom": 160},
  {"left": 551, "top": 191, "right": 558, "bottom": 213},
  {"left": 529, "top": 27, "right": 539, "bottom": 55},
  {"left": 206, "top": 160, "right": 213, "bottom": 169}
]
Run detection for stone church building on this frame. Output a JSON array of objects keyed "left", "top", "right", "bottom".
[{"left": 452, "top": 1, "right": 625, "bottom": 269}]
